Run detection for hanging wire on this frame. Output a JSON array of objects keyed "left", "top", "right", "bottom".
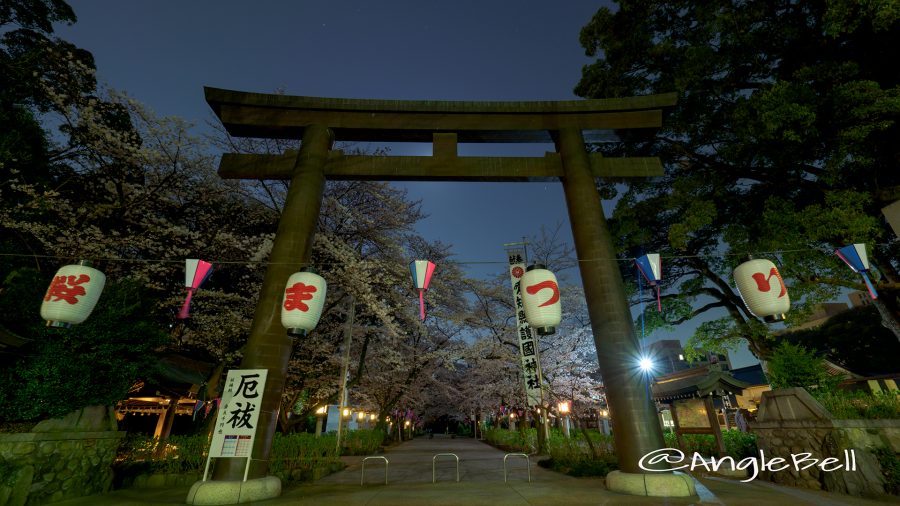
[{"left": 0, "top": 243, "right": 892, "bottom": 267}]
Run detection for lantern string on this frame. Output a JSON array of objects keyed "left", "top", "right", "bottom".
[{"left": 0, "top": 244, "right": 893, "bottom": 267}]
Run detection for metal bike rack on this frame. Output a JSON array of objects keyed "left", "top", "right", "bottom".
[
  {"left": 432, "top": 453, "right": 460, "bottom": 483},
  {"left": 361, "top": 456, "right": 389, "bottom": 485},
  {"left": 503, "top": 453, "right": 531, "bottom": 483}
]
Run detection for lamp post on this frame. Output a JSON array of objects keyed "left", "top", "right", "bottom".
[
  {"left": 558, "top": 401, "right": 571, "bottom": 438},
  {"left": 599, "top": 408, "right": 610, "bottom": 435},
  {"left": 335, "top": 295, "right": 354, "bottom": 454},
  {"left": 509, "top": 412, "right": 516, "bottom": 432},
  {"left": 314, "top": 406, "right": 327, "bottom": 438}
]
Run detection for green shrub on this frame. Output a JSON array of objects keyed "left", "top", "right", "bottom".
[
  {"left": 722, "top": 430, "right": 758, "bottom": 459},
  {"left": 542, "top": 428, "right": 617, "bottom": 477},
  {"left": 484, "top": 428, "right": 537, "bottom": 453},
  {"left": 341, "top": 429, "right": 385, "bottom": 456},
  {"left": 812, "top": 390, "right": 900, "bottom": 420},
  {"left": 269, "top": 432, "right": 341, "bottom": 483},
  {"left": 663, "top": 430, "right": 756, "bottom": 459},
  {"left": 115, "top": 431, "right": 347, "bottom": 485},
  {"left": 114, "top": 433, "right": 208, "bottom": 484},
  {"left": 873, "top": 446, "right": 900, "bottom": 496}
]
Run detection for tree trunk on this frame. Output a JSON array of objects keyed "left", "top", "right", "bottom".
[{"left": 872, "top": 296, "right": 900, "bottom": 343}]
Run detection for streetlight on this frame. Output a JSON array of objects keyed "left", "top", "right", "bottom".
[
  {"left": 558, "top": 401, "right": 571, "bottom": 438},
  {"left": 314, "top": 406, "right": 327, "bottom": 438},
  {"left": 599, "top": 408, "right": 610, "bottom": 435},
  {"left": 357, "top": 411, "right": 366, "bottom": 429},
  {"left": 342, "top": 408, "right": 352, "bottom": 434},
  {"left": 509, "top": 411, "right": 516, "bottom": 432}
]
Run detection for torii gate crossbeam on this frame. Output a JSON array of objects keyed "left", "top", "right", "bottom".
[{"left": 191, "top": 87, "right": 681, "bottom": 503}]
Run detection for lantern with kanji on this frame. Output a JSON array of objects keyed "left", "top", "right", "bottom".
[
  {"left": 178, "top": 258, "right": 213, "bottom": 319},
  {"left": 409, "top": 259, "right": 435, "bottom": 321},
  {"left": 733, "top": 258, "right": 790, "bottom": 322},
  {"left": 520, "top": 264, "right": 561, "bottom": 335},
  {"left": 281, "top": 267, "right": 327, "bottom": 337},
  {"left": 835, "top": 243, "right": 878, "bottom": 300},
  {"left": 635, "top": 253, "right": 662, "bottom": 312},
  {"left": 40, "top": 261, "right": 106, "bottom": 328}
]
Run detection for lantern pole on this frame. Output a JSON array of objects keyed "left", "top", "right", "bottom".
[{"left": 336, "top": 293, "right": 354, "bottom": 454}]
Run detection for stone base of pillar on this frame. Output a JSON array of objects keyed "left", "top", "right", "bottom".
[
  {"left": 605, "top": 471, "right": 696, "bottom": 497},
  {"left": 186, "top": 476, "right": 281, "bottom": 505}
]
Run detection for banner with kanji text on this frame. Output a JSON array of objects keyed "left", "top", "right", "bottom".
[
  {"left": 208, "top": 369, "right": 268, "bottom": 459},
  {"left": 507, "top": 248, "right": 543, "bottom": 407}
]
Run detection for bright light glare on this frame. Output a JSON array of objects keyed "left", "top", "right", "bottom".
[{"left": 639, "top": 357, "right": 654, "bottom": 372}]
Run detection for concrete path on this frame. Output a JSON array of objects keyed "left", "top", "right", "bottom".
[{"left": 54, "top": 435, "right": 900, "bottom": 505}]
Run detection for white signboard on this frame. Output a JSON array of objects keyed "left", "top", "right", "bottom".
[
  {"left": 204, "top": 368, "right": 268, "bottom": 481},
  {"left": 507, "top": 248, "right": 543, "bottom": 407}
]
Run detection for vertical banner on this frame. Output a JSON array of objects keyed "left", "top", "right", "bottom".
[
  {"left": 204, "top": 369, "right": 268, "bottom": 481},
  {"left": 507, "top": 247, "right": 544, "bottom": 407}
]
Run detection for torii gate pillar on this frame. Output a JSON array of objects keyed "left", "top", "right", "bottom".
[{"left": 557, "top": 127, "right": 664, "bottom": 471}]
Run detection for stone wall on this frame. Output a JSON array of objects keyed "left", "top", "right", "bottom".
[
  {"left": 0, "top": 431, "right": 124, "bottom": 506},
  {"left": 751, "top": 388, "right": 900, "bottom": 498},
  {"left": 0, "top": 407, "right": 125, "bottom": 506}
]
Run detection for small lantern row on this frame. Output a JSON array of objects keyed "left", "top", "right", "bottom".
[
  {"left": 41, "top": 244, "right": 879, "bottom": 331},
  {"left": 409, "top": 259, "right": 436, "bottom": 321},
  {"left": 733, "top": 258, "right": 790, "bottom": 322},
  {"left": 280, "top": 267, "right": 327, "bottom": 337},
  {"left": 635, "top": 254, "right": 662, "bottom": 312},
  {"left": 521, "top": 264, "right": 562, "bottom": 335},
  {"left": 40, "top": 261, "right": 106, "bottom": 328},
  {"left": 41, "top": 258, "right": 213, "bottom": 328},
  {"left": 835, "top": 243, "right": 878, "bottom": 299},
  {"left": 178, "top": 259, "right": 213, "bottom": 319}
]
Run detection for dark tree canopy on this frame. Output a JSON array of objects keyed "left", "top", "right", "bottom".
[
  {"left": 576, "top": 1, "right": 900, "bottom": 359},
  {"left": 781, "top": 304, "right": 900, "bottom": 376}
]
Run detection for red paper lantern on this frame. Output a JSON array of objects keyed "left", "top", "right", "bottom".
[
  {"left": 733, "top": 258, "right": 790, "bottom": 322},
  {"left": 520, "top": 264, "right": 561, "bottom": 335},
  {"left": 40, "top": 261, "right": 106, "bottom": 327},
  {"left": 281, "top": 268, "right": 327, "bottom": 337}
]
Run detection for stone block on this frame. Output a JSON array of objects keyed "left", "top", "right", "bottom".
[
  {"left": 186, "top": 476, "right": 282, "bottom": 505},
  {"left": 32, "top": 406, "right": 116, "bottom": 433},
  {"left": 822, "top": 448, "right": 885, "bottom": 497},
  {"left": 605, "top": 471, "right": 696, "bottom": 498},
  {"left": 12, "top": 443, "right": 35, "bottom": 457},
  {"left": 145, "top": 474, "right": 167, "bottom": 488},
  {"left": 9, "top": 465, "right": 34, "bottom": 506}
]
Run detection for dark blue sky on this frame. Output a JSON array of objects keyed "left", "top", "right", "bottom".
[
  {"left": 55, "top": 1, "right": 759, "bottom": 367},
  {"left": 57, "top": 0, "right": 606, "bottom": 277}
]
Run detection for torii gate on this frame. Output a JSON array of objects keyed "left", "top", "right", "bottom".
[{"left": 193, "top": 87, "right": 689, "bottom": 502}]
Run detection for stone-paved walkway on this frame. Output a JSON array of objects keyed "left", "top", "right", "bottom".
[{"left": 54, "top": 435, "right": 900, "bottom": 505}]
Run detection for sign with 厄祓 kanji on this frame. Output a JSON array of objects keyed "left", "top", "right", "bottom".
[
  {"left": 203, "top": 369, "right": 268, "bottom": 481},
  {"left": 507, "top": 247, "right": 544, "bottom": 407}
]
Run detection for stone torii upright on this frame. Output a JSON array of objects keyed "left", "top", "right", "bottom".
[{"left": 191, "top": 87, "right": 691, "bottom": 503}]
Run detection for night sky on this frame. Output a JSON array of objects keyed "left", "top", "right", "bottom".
[{"left": 55, "top": 1, "right": 758, "bottom": 367}]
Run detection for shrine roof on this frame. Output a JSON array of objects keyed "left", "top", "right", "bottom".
[{"left": 651, "top": 367, "right": 751, "bottom": 402}]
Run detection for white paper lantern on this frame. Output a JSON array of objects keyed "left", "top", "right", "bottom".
[
  {"left": 733, "top": 258, "right": 790, "bottom": 322},
  {"left": 281, "top": 268, "right": 327, "bottom": 337},
  {"left": 520, "top": 264, "right": 561, "bottom": 335},
  {"left": 40, "top": 262, "right": 106, "bottom": 328}
]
